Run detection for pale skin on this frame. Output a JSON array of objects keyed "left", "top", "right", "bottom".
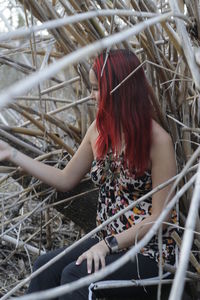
[{"left": 0, "top": 69, "right": 176, "bottom": 274}]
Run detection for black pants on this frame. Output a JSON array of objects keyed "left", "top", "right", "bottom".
[{"left": 27, "top": 237, "right": 160, "bottom": 300}]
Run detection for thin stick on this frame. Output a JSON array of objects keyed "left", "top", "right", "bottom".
[
  {"left": 1, "top": 234, "right": 45, "bottom": 255},
  {"left": 171, "top": 231, "right": 200, "bottom": 273},
  {"left": 20, "top": 95, "right": 92, "bottom": 128},
  {"left": 15, "top": 96, "right": 73, "bottom": 103},
  {"left": 169, "top": 162, "right": 200, "bottom": 300},
  {"left": 111, "top": 59, "right": 191, "bottom": 94},
  {"left": 0, "top": 10, "right": 163, "bottom": 43},
  {"left": 169, "top": 0, "right": 200, "bottom": 90},
  {"left": 0, "top": 128, "right": 44, "bottom": 155},
  {"left": 40, "top": 76, "right": 80, "bottom": 95}
]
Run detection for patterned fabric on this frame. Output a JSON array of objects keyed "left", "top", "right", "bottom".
[{"left": 90, "top": 151, "right": 177, "bottom": 264}]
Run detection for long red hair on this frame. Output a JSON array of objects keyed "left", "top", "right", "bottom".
[{"left": 92, "top": 49, "right": 152, "bottom": 176}]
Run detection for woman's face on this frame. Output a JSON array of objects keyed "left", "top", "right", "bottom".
[{"left": 89, "top": 68, "right": 99, "bottom": 102}]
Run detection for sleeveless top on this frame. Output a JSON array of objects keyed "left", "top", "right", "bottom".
[{"left": 90, "top": 151, "right": 177, "bottom": 265}]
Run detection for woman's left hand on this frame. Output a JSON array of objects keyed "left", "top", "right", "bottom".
[{"left": 76, "top": 240, "right": 109, "bottom": 274}]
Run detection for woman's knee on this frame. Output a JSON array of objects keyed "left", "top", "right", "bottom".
[
  {"left": 61, "top": 262, "right": 77, "bottom": 284},
  {"left": 61, "top": 261, "right": 87, "bottom": 285},
  {"left": 33, "top": 254, "right": 51, "bottom": 271}
]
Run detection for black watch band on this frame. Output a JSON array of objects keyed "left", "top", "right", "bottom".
[{"left": 104, "top": 235, "right": 119, "bottom": 254}]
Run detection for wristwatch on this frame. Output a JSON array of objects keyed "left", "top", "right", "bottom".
[{"left": 104, "top": 235, "right": 119, "bottom": 254}]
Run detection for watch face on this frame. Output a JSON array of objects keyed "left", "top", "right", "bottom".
[
  {"left": 109, "top": 236, "right": 116, "bottom": 247},
  {"left": 106, "top": 236, "right": 118, "bottom": 252}
]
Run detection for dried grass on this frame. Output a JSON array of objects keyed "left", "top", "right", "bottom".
[{"left": 0, "top": 1, "right": 200, "bottom": 299}]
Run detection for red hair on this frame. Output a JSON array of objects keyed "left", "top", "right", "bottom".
[{"left": 93, "top": 49, "right": 152, "bottom": 176}]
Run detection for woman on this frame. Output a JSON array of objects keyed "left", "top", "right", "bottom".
[{"left": 0, "top": 49, "right": 177, "bottom": 299}]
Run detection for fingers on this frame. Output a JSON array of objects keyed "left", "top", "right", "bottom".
[
  {"left": 76, "top": 252, "right": 93, "bottom": 274},
  {"left": 100, "top": 256, "right": 106, "bottom": 269},
  {"left": 87, "top": 253, "right": 93, "bottom": 274},
  {"left": 93, "top": 253, "right": 99, "bottom": 273},
  {"left": 76, "top": 251, "right": 106, "bottom": 274},
  {"left": 76, "top": 253, "right": 85, "bottom": 265}
]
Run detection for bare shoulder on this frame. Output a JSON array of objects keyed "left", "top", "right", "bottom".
[
  {"left": 86, "top": 120, "right": 98, "bottom": 152},
  {"left": 151, "top": 120, "right": 173, "bottom": 153},
  {"left": 150, "top": 120, "right": 176, "bottom": 190},
  {"left": 87, "top": 120, "right": 97, "bottom": 134},
  {"left": 86, "top": 120, "right": 97, "bottom": 139},
  {"left": 150, "top": 120, "right": 175, "bottom": 167}
]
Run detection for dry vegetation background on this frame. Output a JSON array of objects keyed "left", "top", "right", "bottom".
[{"left": 0, "top": 0, "right": 200, "bottom": 299}]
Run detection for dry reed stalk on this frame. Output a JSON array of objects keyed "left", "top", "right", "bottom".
[
  {"left": 15, "top": 96, "right": 73, "bottom": 103},
  {"left": 16, "top": 104, "right": 81, "bottom": 143},
  {"left": 164, "top": 263, "right": 200, "bottom": 280},
  {"left": 0, "top": 166, "right": 16, "bottom": 173},
  {"left": 169, "top": 0, "right": 200, "bottom": 89},
  {"left": 0, "top": 12, "right": 173, "bottom": 109},
  {"left": 0, "top": 125, "right": 44, "bottom": 138},
  {"left": 0, "top": 9, "right": 172, "bottom": 43},
  {"left": 2, "top": 189, "right": 52, "bottom": 217},
  {"left": 9, "top": 104, "right": 75, "bottom": 155},
  {"left": 40, "top": 76, "right": 80, "bottom": 95},
  {"left": 19, "top": 95, "right": 92, "bottom": 133},
  {"left": 171, "top": 231, "right": 200, "bottom": 273},
  {"left": 1, "top": 234, "right": 45, "bottom": 255},
  {"left": 3, "top": 171, "right": 196, "bottom": 300},
  {"left": 0, "top": 190, "right": 56, "bottom": 240},
  {"left": 169, "top": 162, "right": 200, "bottom": 300},
  {"left": 0, "top": 128, "right": 44, "bottom": 155},
  {"left": 23, "top": 49, "right": 63, "bottom": 58}
]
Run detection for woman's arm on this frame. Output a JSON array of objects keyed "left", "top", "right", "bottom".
[
  {"left": 0, "top": 123, "right": 95, "bottom": 192},
  {"left": 115, "top": 125, "right": 177, "bottom": 250}
]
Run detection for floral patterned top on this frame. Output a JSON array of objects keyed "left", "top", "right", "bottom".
[{"left": 90, "top": 152, "right": 177, "bottom": 264}]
